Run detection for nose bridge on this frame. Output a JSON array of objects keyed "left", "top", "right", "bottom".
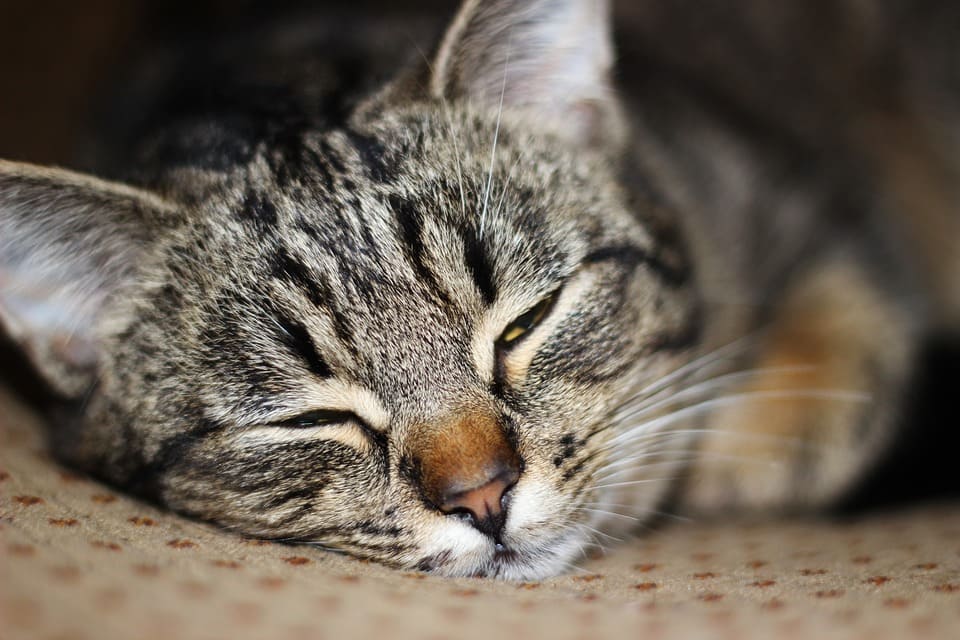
[
  {"left": 376, "top": 300, "right": 525, "bottom": 525},
  {"left": 414, "top": 411, "right": 519, "bottom": 499},
  {"left": 373, "top": 309, "right": 475, "bottom": 407},
  {"left": 408, "top": 407, "right": 524, "bottom": 540}
]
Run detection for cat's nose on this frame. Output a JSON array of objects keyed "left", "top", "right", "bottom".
[
  {"left": 411, "top": 412, "right": 523, "bottom": 541},
  {"left": 437, "top": 463, "right": 520, "bottom": 539}
]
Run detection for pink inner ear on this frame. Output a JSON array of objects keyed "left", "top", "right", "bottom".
[
  {"left": 0, "top": 272, "right": 99, "bottom": 369},
  {"left": 49, "top": 332, "right": 99, "bottom": 369}
]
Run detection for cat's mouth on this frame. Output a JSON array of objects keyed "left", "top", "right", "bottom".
[
  {"left": 477, "top": 535, "right": 581, "bottom": 580},
  {"left": 415, "top": 542, "right": 522, "bottom": 578},
  {"left": 470, "top": 543, "right": 521, "bottom": 577},
  {"left": 416, "top": 529, "right": 584, "bottom": 581},
  {"left": 463, "top": 544, "right": 524, "bottom": 579},
  {"left": 493, "top": 542, "right": 519, "bottom": 562},
  {"left": 413, "top": 479, "right": 592, "bottom": 579}
]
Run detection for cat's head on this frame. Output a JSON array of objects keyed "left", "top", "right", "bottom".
[{"left": 0, "top": 0, "right": 699, "bottom": 579}]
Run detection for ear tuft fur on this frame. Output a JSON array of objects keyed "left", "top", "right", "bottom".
[{"left": 430, "top": 0, "right": 624, "bottom": 148}]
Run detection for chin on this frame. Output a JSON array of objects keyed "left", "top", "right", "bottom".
[{"left": 413, "top": 517, "right": 589, "bottom": 581}]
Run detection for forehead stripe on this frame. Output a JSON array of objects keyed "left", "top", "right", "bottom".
[
  {"left": 388, "top": 194, "right": 453, "bottom": 306},
  {"left": 460, "top": 228, "right": 497, "bottom": 305},
  {"left": 269, "top": 247, "right": 356, "bottom": 346},
  {"left": 238, "top": 190, "right": 278, "bottom": 229},
  {"left": 273, "top": 313, "right": 333, "bottom": 379},
  {"left": 343, "top": 127, "right": 392, "bottom": 183}
]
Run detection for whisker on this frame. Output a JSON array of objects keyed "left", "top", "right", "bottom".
[
  {"left": 491, "top": 151, "right": 524, "bottom": 221},
  {"left": 641, "top": 509, "right": 693, "bottom": 523},
  {"left": 479, "top": 39, "right": 511, "bottom": 237},
  {"left": 596, "top": 446, "right": 793, "bottom": 474},
  {"left": 563, "top": 559, "right": 593, "bottom": 575},
  {"left": 593, "top": 457, "right": 695, "bottom": 477},
  {"left": 614, "top": 365, "right": 817, "bottom": 423},
  {"left": 410, "top": 39, "right": 468, "bottom": 219},
  {"left": 621, "top": 334, "right": 760, "bottom": 403},
  {"left": 580, "top": 501, "right": 694, "bottom": 524},
  {"left": 595, "top": 446, "right": 702, "bottom": 469},
  {"left": 612, "top": 427, "right": 804, "bottom": 447},
  {"left": 587, "top": 477, "right": 681, "bottom": 491},
  {"left": 609, "top": 389, "right": 870, "bottom": 446},
  {"left": 594, "top": 455, "right": 781, "bottom": 484},
  {"left": 575, "top": 507, "right": 642, "bottom": 522},
  {"left": 575, "top": 522, "right": 623, "bottom": 543},
  {"left": 573, "top": 536, "right": 607, "bottom": 552},
  {"left": 569, "top": 528, "right": 604, "bottom": 562}
]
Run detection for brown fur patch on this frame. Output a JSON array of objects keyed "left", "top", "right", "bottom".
[
  {"left": 415, "top": 412, "right": 520, "bottom": 506},
  {"left": 682, "top": 260, "right": 912, "bottom": 510}
]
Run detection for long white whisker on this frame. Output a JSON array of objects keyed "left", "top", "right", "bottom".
[
  {"left": 580, "top": 499, "right": 695, "bottom": 523},
  {"left": 479, "top": 41, "right": 511, "bottom": 238},
  {"left": 594, "top": 457, "right": 695, "bottom": 476},
  {"left": 576, "top": 522, "right": 622, "bottom": 543},
  {"left": 576, "top": 507, "right": 642, "bottom": 522},
  {"left": 645, "top": 509, "right": 694, "bottom": 523},
  {"left": 594, "top": 455, "right": 781, "bottom": 483},
  {"left": 615, "top": 427, "right": 811, "bottom": 446},
  {"left": 596, "top": 447, "right": 785, "bottom": 475},
  {"left": 609, "top": 389, "right": 870, "bottom": 446},
  {"left": 614, "top": 365, "right": 817, "bottom": 423},
  {"left": 572, "top": 527, "right": 604, "bottom": 559},
  {"left": 622, "top": 334, "right": 759, "bottom": 402},
  {"left": 587, "top": 477, "right": 682, "bottom": 491},
  {"left": 492, "top": 151, "right": 524, "bottom": 221},
  {"left": 580, "top": 501, "right": 691, "bottom": 520}
]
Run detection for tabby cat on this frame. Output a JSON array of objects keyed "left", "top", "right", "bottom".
[{"left": 1, "top": 0, "right": 957, "bottom": 579}]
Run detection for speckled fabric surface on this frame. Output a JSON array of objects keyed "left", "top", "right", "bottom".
[{"left": 2, "top": 387, "right": 959, "bottom": 640}]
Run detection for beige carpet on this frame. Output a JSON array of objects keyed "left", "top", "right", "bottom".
[{"left": 2, "top": 387, "right": 959, "bottom": 640}]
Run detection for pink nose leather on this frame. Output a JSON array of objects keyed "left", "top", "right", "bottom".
[{"left": 439, "top": 468, "right": 518, "bottom": 522}]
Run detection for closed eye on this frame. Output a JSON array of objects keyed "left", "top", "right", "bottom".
[
  {"left": 272, "top": 409, "right": 357, "bottom": 429},
  {"left": 237, "top": 408, "right": 376, "bottom": 452},
  {"left": 496, "top": 288, "right": 561, "bottom": 349}
]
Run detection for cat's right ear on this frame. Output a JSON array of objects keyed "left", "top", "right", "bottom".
[
  {"left": 428, "top": 0, "right": 624, "bottom": 148},
  {"left": 0, "top": 160, "right": 175, "bottom": 397}
]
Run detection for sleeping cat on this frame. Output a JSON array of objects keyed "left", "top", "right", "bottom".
[{"left": 0, "top": 0, "right": 956, "bottom": 579}]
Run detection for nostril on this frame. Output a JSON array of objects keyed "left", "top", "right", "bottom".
[
  {"left": 445, "top": 500, "right": 506, "bottom": 542},
  {"left": 437, "top": 470, "right": 519, "bottom": 541},
  {"left": 439, "top": 470, "right": 514, "bottom": 517}
]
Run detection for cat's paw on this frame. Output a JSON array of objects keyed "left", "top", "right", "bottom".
[{"left": 679, "top": 260, "right": 914, "bottom": 513}]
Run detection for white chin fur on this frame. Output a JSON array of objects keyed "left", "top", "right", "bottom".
[
  {"left": 415, "top": 479, "right": 588, "bottom": 580},
  {"left": 420, "top": 526, "right": 586, "bottom": 580}
]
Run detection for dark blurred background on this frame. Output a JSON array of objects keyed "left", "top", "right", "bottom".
[
  {"left": 1, "top": 0, "right": 140, "bottom": 165},
  {"left": 0, "top": 0, "right": 455, "bottom": 164},
  {"left": 1, "top": 0, "right": 958, "bottom": 513}
]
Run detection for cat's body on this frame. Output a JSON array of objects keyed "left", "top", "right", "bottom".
[{"left": 0, "top": 0, "right": 955, "bottom": 579}]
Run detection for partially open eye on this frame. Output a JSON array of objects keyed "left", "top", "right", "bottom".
[
  {"left": 274, "top": 410, "right": 355, "bottom": 429},
  {"left": 497, "top": 290, "right": 561, "bottom": 347}
]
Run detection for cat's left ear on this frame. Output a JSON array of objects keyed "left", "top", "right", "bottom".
[
  {"left": 0, "top": 160, "right": 176, "bottom": 397},
  {"left": 430, "top": 0, "right": 624, "bottom": 148}
]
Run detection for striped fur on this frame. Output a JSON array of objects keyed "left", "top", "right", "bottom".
[{"left": 0, "top": 0, "right": 953, "bottom": 579}]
